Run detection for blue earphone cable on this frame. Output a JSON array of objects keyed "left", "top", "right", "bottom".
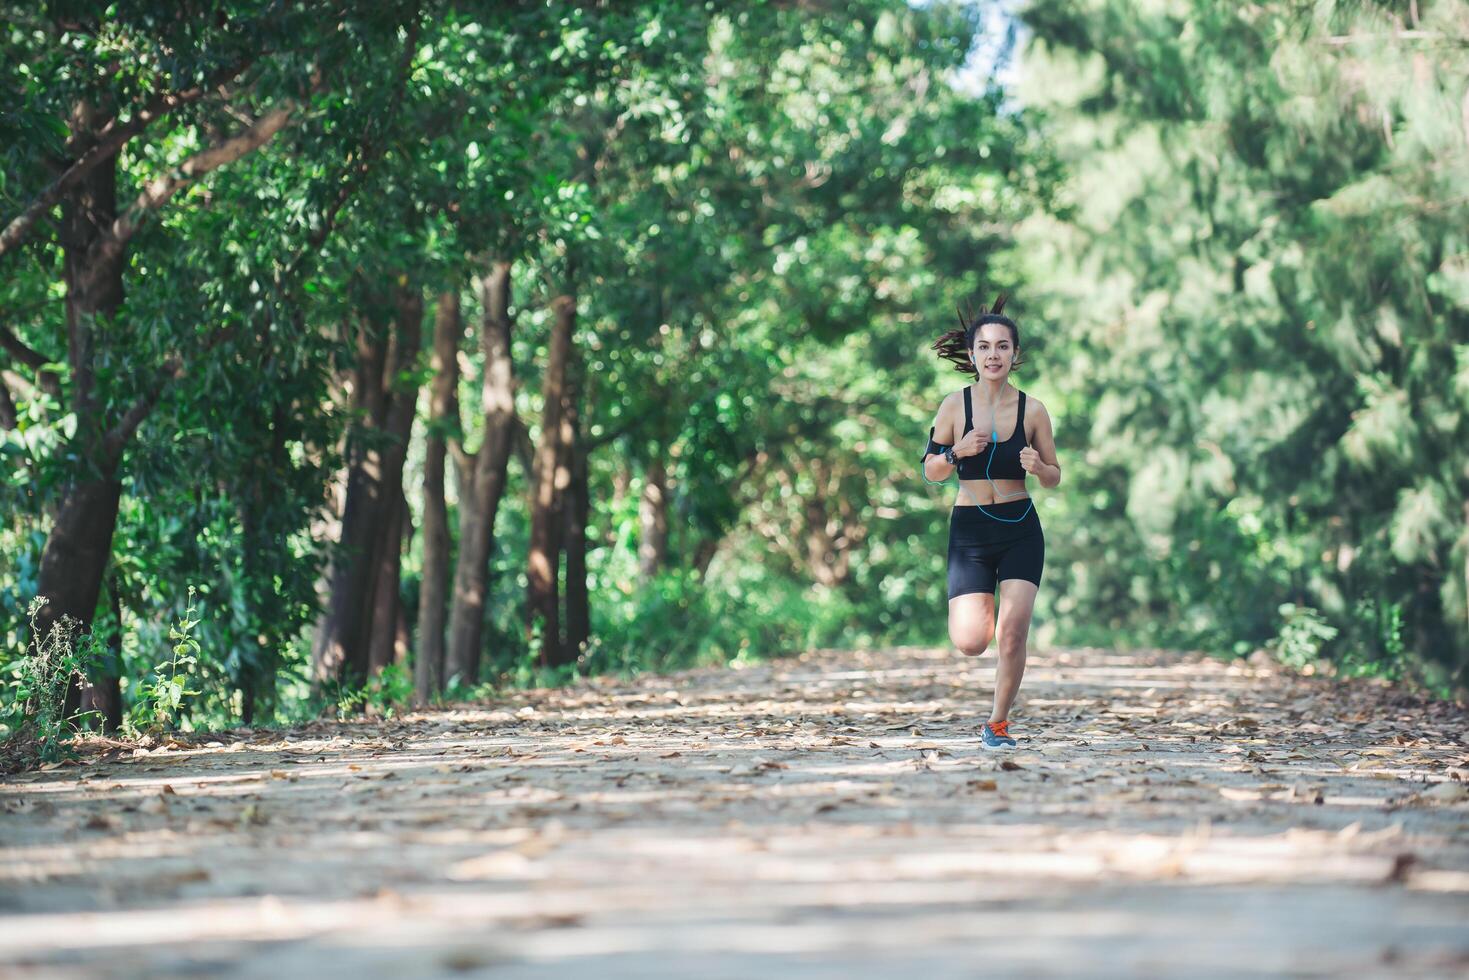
[{"left": 974, "top": 431, "right": 1033, "bottom": 522}]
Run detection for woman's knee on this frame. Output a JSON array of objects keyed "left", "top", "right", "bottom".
[
  {"left": 951, "top": 626, "right": 993, "bottom": 657},
  {"left": 994, "top": 628, "right": 1027, "bottom": 660}
]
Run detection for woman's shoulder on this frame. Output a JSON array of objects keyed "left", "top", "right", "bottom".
[
  {"left": 930, "top": 389, "right": 965, "bottom": 434},
  {"left": 1021, "top": 391, "right": 1052, "bottom": 432},
  {"left": 939, "top": 386, "right": 970, "bottom": 414}
]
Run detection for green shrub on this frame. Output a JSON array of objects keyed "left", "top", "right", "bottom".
[
  {"left": 1, "top": 597, "right": 103, "bottom": 763},
  {"left": 1270, "top": 603, "right": 1338, "bottom": 669}
]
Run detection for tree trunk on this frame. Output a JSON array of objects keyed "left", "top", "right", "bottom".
[
  {"left": 81, "top": 578, "right": 124, "bottom": 732},
  {"left": 528, "top": 285, "right": 576, "bottom": 668},
  {"left": 33, "top": 94, "right": 301, "bottom": 721},
  {"left": 234, "top": 396, "right": 289, "bottom": 724},
  {"left": 41, "top": 481, "right": 123, "bottom": 720},
  {"left": 445, "top": 261, "right": 517, "bottom": 688},
  {"left": 68, "top": 567, "right": 124, "bottom": 732},
  {"left": 394, "top": 586, "right": 411, "bottom": 668},
  {"left": 799, "top": 477, "right": 862, "bottom": 587},
  {"left": 367, "top": 486, "right": 407, "bottom": 674},
  {"left": 415, "top": 291, "right": 460, "bottom": 702},
  {"left": 313, "top": 283, "right": 421, "bottom": 690},
  {"left": 561, "top": 362, "right": 589, "bottom": 660},
  {"left": 312, "top": 315, "right": 388, "bottom": 688},
  {"left": 368, "top": 286, "right": 421, "bottom": 674},
  {"left": 639, "top": 457, "right": 669, "bottom": 581},
  {"left": 805, "top": 497, "right": 838, "bottom": 586},
  {"left": 38, "top": 100, "right": 127, "bottom": 720}
]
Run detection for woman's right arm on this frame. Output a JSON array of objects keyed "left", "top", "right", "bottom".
[{"left": 922, "top": 395, "right": 957, "bottom": 481}]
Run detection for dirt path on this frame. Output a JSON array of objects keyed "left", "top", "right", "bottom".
[{"left": 2, "top": 645, "right": 1467, "bottom": 978}]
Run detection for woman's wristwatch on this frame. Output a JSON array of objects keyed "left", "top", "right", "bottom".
[{"left": 942, "top": 446, "right": 957, "bottom": 465}]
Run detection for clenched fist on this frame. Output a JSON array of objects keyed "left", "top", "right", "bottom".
[
  {"left": 1018, "top": 446, "right": 1043, "bottom": 473},
  {"left": 954, "top": 429, "right": 990, "bottom": 458}
]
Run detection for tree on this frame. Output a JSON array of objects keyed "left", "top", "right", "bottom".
[{"left": 1016, "top": 0, "right": 1469, "bottom": 682}]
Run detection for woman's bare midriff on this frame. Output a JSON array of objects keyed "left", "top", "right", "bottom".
[{"left": 953, "top": 476, "right": 1029, "bottom": 506}]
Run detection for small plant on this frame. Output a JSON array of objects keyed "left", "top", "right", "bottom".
[
  {"left": 125, "top": 587, "right": 203, "bottom": 734},
  {"left": 335, "top": 662, "right": 414, "bottom": 719},
  {"left": 1270, "top": 603, "right": 1338, "bottom": 669},
  {"left": 3, "top": 597, "right": 102, "bottom": 763}
]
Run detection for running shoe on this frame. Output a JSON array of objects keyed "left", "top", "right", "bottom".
[{"left": 980, "top": 720, "right": 1017, "bottom": 750}]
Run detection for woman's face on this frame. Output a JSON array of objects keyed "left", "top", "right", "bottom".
[{"left": 970, "top": 322, "right": 1017, "bottom": 380}]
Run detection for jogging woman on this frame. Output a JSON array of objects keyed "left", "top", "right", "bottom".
[{"left": 921, "top": 294, "right": 1061, "bottom": 750}]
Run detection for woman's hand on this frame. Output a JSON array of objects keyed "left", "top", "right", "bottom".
[
  {"left": 954, "top": 429, "right": 989, "bottom": 458},
  {"left": 1018, "top": 446, "right": 1042, "bottom": 473}
]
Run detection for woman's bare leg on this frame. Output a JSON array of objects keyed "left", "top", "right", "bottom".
[{"left": 990, "top": 579, "right": 1038, "bottom": 723}]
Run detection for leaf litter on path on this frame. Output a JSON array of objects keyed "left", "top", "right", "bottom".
[{"left": 2, "top": 645, "right": 1466, "bottom": 976}]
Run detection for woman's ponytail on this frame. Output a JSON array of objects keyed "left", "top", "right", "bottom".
[{"left": 930, "top": 327, "right": 974, "bottom": 376}]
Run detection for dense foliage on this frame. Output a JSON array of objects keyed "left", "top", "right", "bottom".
[
  {"left": 1018, "top": 0, "right": 1468, "bottom": 691},
  {"left": 1, "top": 0, "right": 1463, "bottom": 746}
]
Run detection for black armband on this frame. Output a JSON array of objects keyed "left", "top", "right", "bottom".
[{"left": 923, "top": 426, "right": 952, "bottom": 461}]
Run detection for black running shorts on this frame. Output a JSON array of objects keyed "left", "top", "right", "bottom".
[{"left": 947, "top": 500, "right": 1045, "bottom": 599}]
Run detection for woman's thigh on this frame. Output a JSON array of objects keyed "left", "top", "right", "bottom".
[
  {"left": 995, "top": 578, "right": 1039, "bottom": 650},
  {"left": 948, "top": 591, "right": 995, "bottom": 654}
]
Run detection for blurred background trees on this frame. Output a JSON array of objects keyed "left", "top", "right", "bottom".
[
  {"left": 1, "top": 0, "right": 1463, "bottom": 737},
  {"left": 1016, "top": 0, "right": 1468, "bottom": 692}
]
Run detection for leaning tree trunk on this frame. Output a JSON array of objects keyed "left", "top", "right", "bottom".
[
  {"left": 415, "top": 291, "right": 460, "bottom": 702},
  {"left": 527, "top": 286, "right": 576, "bottom": 669},
  {"left": 445, "top": 261, "right": 517, "bottom": 688}
]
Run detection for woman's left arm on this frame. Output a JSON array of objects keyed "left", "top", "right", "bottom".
[{"left": 1018, "top": 399, "right": 1061, "bottom": 489}]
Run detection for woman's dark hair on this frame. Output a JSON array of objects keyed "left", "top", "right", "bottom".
[{"left": 930, "top": 292, "right": 1024, "bottom": 378}]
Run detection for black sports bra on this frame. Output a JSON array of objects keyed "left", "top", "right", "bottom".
[{"left": 957, "top": 387, "right": 1027, "bottom": 480}]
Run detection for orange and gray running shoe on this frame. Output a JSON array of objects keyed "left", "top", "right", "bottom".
[{"left": 980, "top": 719, "right": 1017, "bottom": 750}]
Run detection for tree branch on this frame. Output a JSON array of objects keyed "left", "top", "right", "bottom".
[
  {"left": 101, "top": 325, "right": 237, "bottom": 467},
  {"left": 282, "top": 16, "right": 422, "bottom": 284},
  {"left": 101, "top": 369, "right": 175, "bottom": 464},
  {"left": 586, "top": 412, "right": 651, "bottom": 451},
  {"left": 0, "top": 58, "right": 256, "bottom": 262},
  {"left": 96, "top": 103, "right": 298, "bottom": 258},
  {"left": 0, "top": 323, "right": 61, "bottom": 399},
  {"left": 0, "top": 324, "right": 50, "bottom": 373}
]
